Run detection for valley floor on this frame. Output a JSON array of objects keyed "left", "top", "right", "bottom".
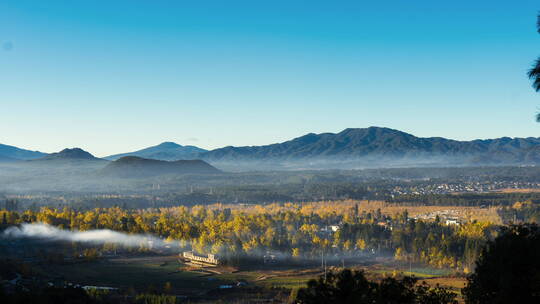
[{"left": 34, "top": 254, "right": 467, "bottom": 303}]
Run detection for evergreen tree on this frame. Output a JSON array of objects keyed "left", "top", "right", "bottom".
[{"left": 463, "top": 224, "right": 540, "bottom": 304}]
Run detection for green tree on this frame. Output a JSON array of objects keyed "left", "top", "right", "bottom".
[
  {"left": 462, "top": 224, "right": 540, "bottom": 304},
  {"left": 528, "top": 14, "right": 540, "bottom": 120},
  {"left": 163, "top": 282, "right": 172, "bottom": 294},
  {"left": 295, "top": 269, "right": 456, "bottom": 304}
]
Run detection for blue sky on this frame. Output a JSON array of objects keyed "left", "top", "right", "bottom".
[{"left": 1, "top": 1, "right": 539, "bottom": 157}]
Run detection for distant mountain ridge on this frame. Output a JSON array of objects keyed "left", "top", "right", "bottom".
[
  {"left": 101, "top": 156, "right": 220, "bottom": 177},
  {"left": 198, "top": 127, "right": 540, "bottom": 167},
  {"left": 34, "top": 148, "right": 104, "bottom": 162},
  {"left": 0, "top": 143, "right": 47, "bottom": 161},
  {"left": 105, "top": 142, "right": 207, "bottom": 161},
  {"left": 5, "top": 127, "right": 540, "bottom": 169},
  {"left": 0, "top": 154, "right": 16, "bottom": 162}
]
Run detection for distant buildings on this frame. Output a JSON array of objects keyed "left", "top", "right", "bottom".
[
  {"left": 263, "top": 251, "right": 278, "bottom": 264},
  {"left": 320, "top": 224, "right": 341, "bottom": 234},
  {"left": 445, "top": 219, "right": 460, "bottom": 226},
  {"left": 412, "top": 210, "right": 462, "bottom": 225},
  {"left": 390, "top": 181, "right": 540, "bottom": 196},
  {"left": 329, "top": 225, "right": 340, "bottom": 232},
  {"left": 182, "top": 251, "right": 219, "bottom": 266},
  {"left": 82, "top": 286, "right": 118, "bottom": 291}
]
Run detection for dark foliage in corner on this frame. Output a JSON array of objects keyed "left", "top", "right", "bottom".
[
  {"left": 0, "top": 287, "right": 96, "bottom": 304},
  {"left": 528, "top": 14, "right": 540, "bottom": 121},
  {"left": 462, "top": 224, "right": 540, "bottom": 304},
  {"left": 294, "top": 269, "right": 457, "bottom": 304}
]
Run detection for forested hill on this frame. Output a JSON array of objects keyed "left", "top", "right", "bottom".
[
  {"left": 32, "top": 148, "right": 104, "bottom": 161},
  {"left": 199, "top": 127, "right": 540, "bottom": 167},
  {"left": 105, "top": 142, "right": 207, "bottom": 161},
  {"left": 101, "top": 156, "right": 221, "bottom": 177}
]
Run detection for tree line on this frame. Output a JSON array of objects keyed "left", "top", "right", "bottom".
[
  {"left": 296, "top": 224, "right": 540, "bottom": 304},
  {"left": 1, "top": 201, "right": 496, "bottom": 271}
]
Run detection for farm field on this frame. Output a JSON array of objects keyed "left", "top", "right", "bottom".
[
  {"left": 209, "top": 200, "right": 503, "bottom": 224},
  {"left": 495, "top": 188, "right": 540, "bottom": 193},
  {"left": 40, "top": 256, "right": 223, "bottom": 295},
  {"left": 357, "top": 201, "right": 501, "bottom": 224},
  {"left": 38, "top": 254, "right": 467, "bottom": 301}
]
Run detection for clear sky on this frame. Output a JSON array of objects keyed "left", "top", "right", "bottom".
[{"left": 1, "top": 1, "right": 539, "bottom": 157}]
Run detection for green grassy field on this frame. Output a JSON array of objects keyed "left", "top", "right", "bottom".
[
  {"left": 366, "top": 262, "right": 454, "bottom": 278},
  {"left": 42, "top": 257, "right": 228, "bottom": 294},
  {"left": 39, "top": 255, "right": 464, "bottom": 300}
]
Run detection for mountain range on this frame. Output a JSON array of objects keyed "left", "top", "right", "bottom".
[
  {"left": 4, "top": 127, "right": 540, "bottom": 169},
  {"left": 0, "top": 143, "right": 47, "bottom": 161},
  {"left": 0, "top": 147, "right": 220, "bottom": 179},
  {"left": 34, "top": 148, "right": 105, "bottom": 162},
  {"left": 198, "top": 127, "right": 540, "bottom": 167}
]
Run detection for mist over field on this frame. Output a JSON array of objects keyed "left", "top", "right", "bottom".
[{"left": 3, "top": 223, "right": 166, "bottom": 248}]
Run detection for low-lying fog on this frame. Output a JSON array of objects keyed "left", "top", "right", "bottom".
[{"left": 0, "top": 156, "right": 539, "bottom": 200}]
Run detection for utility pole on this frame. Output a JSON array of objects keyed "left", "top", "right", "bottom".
[
  {"left": 322, "top": 250, "right": 327, "bottom": 282},
  {"left": 321, "top": 250, "right": 327, "bottom": 282}
]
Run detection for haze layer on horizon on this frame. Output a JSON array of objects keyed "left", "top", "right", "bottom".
[{"left": 1, "top": 0, "right": 539, "bottom": 157}]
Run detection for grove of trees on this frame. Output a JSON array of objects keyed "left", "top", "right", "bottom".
[
  {"left": 295, "top": 269, "right": 457, "bottom": 304},
  {"left": 0, "top": 201, "right": 497, "bottom": 271}
]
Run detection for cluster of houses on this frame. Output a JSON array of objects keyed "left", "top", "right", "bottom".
[
  {"left": 390, "top": 181, "right": 540, "bottom": 196},
  {"left": 412, "top": 210, "right": 462, "bottom": 225}
]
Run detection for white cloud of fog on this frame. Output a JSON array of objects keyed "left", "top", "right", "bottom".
[{"left": 2, "top": 223, "right": 166, "bottom": 248}]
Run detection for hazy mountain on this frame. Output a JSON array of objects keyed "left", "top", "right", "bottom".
[
  {"left": 33, "top": 148, "right": 105, "bottom": 162},
  {"left": 199, "top": 127, "right": 540, "bottom": 168},
  {"left": 0, "top": 148, "right": 109, "bottom": 192},
  {"left": 101, "top": 156, "right": 221, "bottom": 177},
  {"left": 0, "top": 143, "right": 47, "bottom": 160},
  {"left": 105, "top": 142, "right": 207, "bottom": 161},
  {"left": 0, "top": 154, "right": 17, "bottom": 163}
]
